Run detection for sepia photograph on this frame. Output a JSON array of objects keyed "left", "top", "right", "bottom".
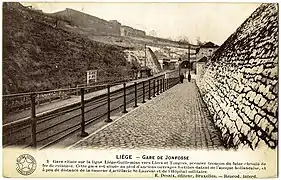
[{"left": 1, "top": 1, "right": 278, "bottom": 178}]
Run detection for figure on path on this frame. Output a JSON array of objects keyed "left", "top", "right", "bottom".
[
  {"left": 188, "top": 73, "right": 191, "bottom": 82},
  {"left": 180, "top": 73, "right": 184, "bottom": 83}
]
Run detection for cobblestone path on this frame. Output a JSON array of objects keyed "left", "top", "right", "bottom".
[{"left": 72, "top": 80, "right": 224, "bottom": 150}]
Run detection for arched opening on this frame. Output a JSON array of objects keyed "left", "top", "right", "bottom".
[
  {"left": 180, "top": 61, "right": 194, "bottom": 70},
  {"left": 179, "top": 60, "right": 196, "bottom": 78},
  {"left": 180, "top": 61, "right": 190, "bottom": 69}
]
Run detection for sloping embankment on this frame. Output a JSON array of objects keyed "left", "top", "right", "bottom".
[{"left": 3, "top": 2, "right": 132, "bottom": 94}]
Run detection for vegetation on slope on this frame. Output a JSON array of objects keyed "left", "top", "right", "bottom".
[{"left": 3, "top": 3, "right": 133, "bottom": 94}]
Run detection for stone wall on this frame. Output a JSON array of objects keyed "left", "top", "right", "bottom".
[
  {"left": 197, "top": 3, "right": 278, "bottom": 150},
  {"left": 196, "top": 62, "right": 205, "bottom": 76},
  {"left": 124, "top": 47, "right": 162, "bottom": 74},
  {"left": 146, "top": 47, "right": 162, "bottom": 74},
  {"left": 54, "top": 8, "right": 121, "bottom": 36}
]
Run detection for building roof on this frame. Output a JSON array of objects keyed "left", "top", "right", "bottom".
[{"left": 200, "top": 41, "right": 220, "bottom": 48}]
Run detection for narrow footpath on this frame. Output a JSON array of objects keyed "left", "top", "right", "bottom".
[{"left": 71, "top": 80, "right": 224, "bottom": 150}]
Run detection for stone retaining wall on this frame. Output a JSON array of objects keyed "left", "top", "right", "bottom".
[{"left": 197, "top": 3, "right": 278, "bottom": 150}]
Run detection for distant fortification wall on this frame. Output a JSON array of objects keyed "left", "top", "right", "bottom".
[
  {"left": 53, "top": 8, "right": 194, "bottom": 49},
  {"left": 54, "top": 8, "right": 121, "bottom": 36},
  {"left": 197, "top": 4, "right": 278, "bottom": 150}
]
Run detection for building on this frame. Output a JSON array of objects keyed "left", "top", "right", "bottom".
[
  {"left": 194, "top": 42, "right": 219, "bottom": 74},
  {"left": 196, "top": 42, "right": 219, "bottom": 60}
]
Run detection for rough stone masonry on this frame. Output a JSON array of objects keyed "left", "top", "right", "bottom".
[{"left": 197, "top": 3, "right": 278, "bottom": 150}]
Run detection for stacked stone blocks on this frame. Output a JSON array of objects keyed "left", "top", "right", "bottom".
[{"left": 197, "top": 4, "right": 278, "bottom": 150}]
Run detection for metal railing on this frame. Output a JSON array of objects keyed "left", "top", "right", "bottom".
[
  {"left": 3, "top": 77, "right": 134, "bottom": 115},
  {"left": 3, "top": 71, "right": 180, "bottom": 149}
]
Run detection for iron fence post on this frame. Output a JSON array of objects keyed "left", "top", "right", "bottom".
[
  {"left": 162, "top": 79, "right": 164, "bottom": 92},
  {"left": 157, "top": 79, "right": 160, "bottom": 95},
  {"left": 163, "top": 78, "right": 167, "bottom": 91},
  {"left": 122, "top": 83, "right": 128, "bottom": 113},
  {"left": 30, "top": 93, "right": 37, "bottom": 148},
  {"left": 153, "top": 80, "right": 156, "bottom": 97},
  {"left": 105, "top": 85, "right": 113, "bottom": 122},
  {"left": 79, "top": 88, "right": 89, "bottom": 137},
  {"left": 148, "top": 80, "right": 151, "bottom": 100},
  {"left": 142, "top": 81, "right": 146, "bottom": 103},
  {"left": 134, "top": 82, "right": 138, "bottom": 108},
  {"left": 160, "top": 79, "right": 163, "bottom": 93},
  {"left": 163, "top": 78, "right": 165, "bottom": 92}
]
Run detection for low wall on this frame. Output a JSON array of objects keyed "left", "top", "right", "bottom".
[{"left": 197, "top": 4, "right": 278, "bottom": 150}]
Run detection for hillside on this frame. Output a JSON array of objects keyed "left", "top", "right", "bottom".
[{"left": 3, "top": 3, "right": 134, "bottom": 94}]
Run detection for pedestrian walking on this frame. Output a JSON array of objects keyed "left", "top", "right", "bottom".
[
  {"left": 180, "top": 73, "right": 184, "bottom": 83},
  {"left": 188, "top": 73, "right": 191, "bottom": 82}
]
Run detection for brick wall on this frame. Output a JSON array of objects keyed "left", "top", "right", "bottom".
[{"left": 197, "top": 3, "right": 278, "bottom": 150}]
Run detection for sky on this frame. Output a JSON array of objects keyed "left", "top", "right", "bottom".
[{"left": 22, "top": 2, "right": 261, "bottom": 45}]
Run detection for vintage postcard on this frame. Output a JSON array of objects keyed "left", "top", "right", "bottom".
[{"left": 1, "top": 1, "right": 278, "bottom": 178}]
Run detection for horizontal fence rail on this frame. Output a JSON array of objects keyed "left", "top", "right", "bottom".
[
  {"left": 3, "top": 70, "right": 180, "bottom": 149},
  {"left": 3, "top": 77, "right": 134, "bottom": 115}
]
